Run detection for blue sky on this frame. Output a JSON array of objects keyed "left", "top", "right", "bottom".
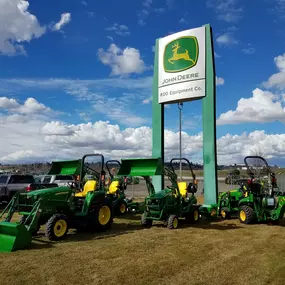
[{"left": 0, "top": 0, "right": 285, "bottom": 165}]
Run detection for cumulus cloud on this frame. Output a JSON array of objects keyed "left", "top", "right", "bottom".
[
  {"left": 97, "top": 43, "right": 150, "bottom": 76},
  {"left": 105, "top": 23, "right": 130, "bottom": 36},
  {"left": 52, "top": 13, "right": 71, "bottom": 31},
  {"left": 217, "top": 88, "right": 285, "bottom": 125},
  {"left": 216, "top": 33, "right": 238, "bottom": 46},
  {"left": 262, "top": 53, "right": 285, "bottom": 90},
  {"left": 0, "top": 96, "right": 52, "bottom": 115},
  {"left": 206, "top": 0, "right": 243, "bottom": 22},
  {"left": 1, "top": 111, "right": 285, "bottom": 166},
  {"left": 0, "top": 0, "right": 46, "bottom": 56}
]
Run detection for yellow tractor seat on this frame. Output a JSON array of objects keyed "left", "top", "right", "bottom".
[
  {"left": 178, "top": 182, "right": 187, "bottom": 198},
  {"left": 108, "top": 181, "right": 120, "bottom": 194},
  {"left": 75, "top": 180, "right": 97, "bottom": 198}
]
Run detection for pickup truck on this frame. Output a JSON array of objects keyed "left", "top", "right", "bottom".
[{"left": 0, "top": 174, "right": 35, "bottom": 203}]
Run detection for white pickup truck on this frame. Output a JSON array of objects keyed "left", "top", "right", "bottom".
[{"left": 38, "top": 174, "right": 74, "bottom": 186}]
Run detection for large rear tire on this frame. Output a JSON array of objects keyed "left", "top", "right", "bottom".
[
  {"left": 45, "top": 214, "right": 69, "bottom": 241},
  {"left": 93, "top": 202, "right": 113, "bottom": 231}
]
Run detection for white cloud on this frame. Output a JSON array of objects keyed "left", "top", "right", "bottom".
[
  {"left": 81, "top": 1, "right": 87, "bottom": 6},
  {"left": 263, "top": 53, "right": 285, "bottom": 90},
  {"left": 1, "top": 108, "right": 285, "bottom": 166},
  {"left": 216, "top": 33, "right": 238, "bottom": 46},
  {"left": 242, "top": 47, "right": 256, "bottom": 54},
  {"left": 137, "top": 9, "right": 148, "bottom": 26},
  {"left": 207, "top": 0, "right": 243, "bottom": 22},
  {"left": 106, "top": 36, "right": 114, "bottom": 42},
  {"left": 217, "top": 88, "right": 285, "bottom": 125},
  {"left": 0, "top": 96, "right": 52, "bottom": 115},
  {"left": 216, "top": 76, "right": 225, "bottom": 85},
  {"left": 52, "top": 13, "right": 71, "bottom": 31},
  {"left": 97, "top": 43, "right": 150, "bottom": 76},
  {"left": 0, "top": 0, "right": 46, "bottom": 56},
  {"left": 105, "top": 23, "right": 130, "bottom": 36},
  {"left": 217, "top": 130, "right": 285, "bottom": 165}
]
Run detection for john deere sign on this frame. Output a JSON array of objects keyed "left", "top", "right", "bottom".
[
  {"left": 158, "top": 27, "right": 206, "bottom": 104},
  {"left": 163, "top": 36, "right": 199, "bottom": 73}
]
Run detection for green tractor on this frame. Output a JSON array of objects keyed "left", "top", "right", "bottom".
[
  {"left": 117, "top": 157, "right": 200, "bottom": 229},
  {"left": 237, "top": 156, "right": 285, "bottom": 225},
  {"left": 105, "top": 160, "right": 128, "bottom": 216},
  {"left": 200, "top": 156, "right": 285, "bottom": 222},
  {"left": 0, "top": 154, "right": 113, "bottom": 252}
]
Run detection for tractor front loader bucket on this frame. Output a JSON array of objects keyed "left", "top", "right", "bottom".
[
  {"left": 117, "top": 157, "right": 164, "bottom": 177},
  {"left": 0, "top": 222, "right": 32, "bottom": 252},
  {"left": 48, "top": 159, "right": 82, "bottom": 175}
]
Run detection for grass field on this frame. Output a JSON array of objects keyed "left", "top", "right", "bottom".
[{"left": 1, "top": 195, "right": 285, "bottom": 285}]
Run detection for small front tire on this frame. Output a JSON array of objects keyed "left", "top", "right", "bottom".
[
  {"left": 45, "top": 214, "right": 69, "bottom": 241},
  {"left": 239, "top": 205, "right": 254, "bottom": 224},
  {"left": 141, "top": 213, "right": 152, "bottom": 228},
  {"left": 167, "top": 215, "right": 179, "bottom": 229}
]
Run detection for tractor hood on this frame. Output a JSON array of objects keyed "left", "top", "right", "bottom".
[{"left": 26, "top": 186, "right": 72, "bottom": 197}]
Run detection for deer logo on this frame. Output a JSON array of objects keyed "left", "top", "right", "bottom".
[
  {"left": 168, "top": 42, "right": 195, "bottom": 65},
  {"left": 163, "top": 36, "right": 199, "bottom": 73}
]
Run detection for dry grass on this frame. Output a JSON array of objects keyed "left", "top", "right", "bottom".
[{"left": 1, "top": 195, "right": 285, "bottom": 285}]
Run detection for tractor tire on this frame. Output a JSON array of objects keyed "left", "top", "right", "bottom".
[
  {"left": 167, "top": 215, "right": 179, "bottom": 229},
  {"left": 141, "top": 213, "right": 153, "bottom": 228},
  {"left": 116, "top": 200, "right": 128, "bottom": 216},
  {"left": 186, "top": 209, "right": 200, "bottom": 224},
  {"left": 220, "top": 207, "right": 231, "bottom": 220},
  {"left": 45, "top": 213, "right": 69, "bottom": 241},
  {"left": 239, "top": 205, "right": 254, "bottom": 224},
  {"left": 93, "top": 201, "right": 113, "bottom": 232},
  {"left": 19, "top": 215, "right": 40, "bottom": 236}
]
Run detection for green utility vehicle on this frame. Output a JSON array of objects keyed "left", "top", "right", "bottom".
[
  {"left": 117, "top": 157, "right": 200, "bottom": 229},
  {"left": 105, "top": 160, "right": 128, "bottom": 215},
  {"left": 201, "top": 155, "right": 285, "bottom": 224},
  {"left": 237, "top": 156, "right": 285, "bottom": 224},
  {"left": 0, "top": 154, "right": 113, "bottom": 252}
]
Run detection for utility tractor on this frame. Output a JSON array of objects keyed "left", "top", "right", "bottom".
[
  {"left": 117, "top": 157, "right": 200, "bottom": 229},
  {"left": 237, "top": 156, "right": 285, "bottom": 225},
  {"left": 0, "top": 154, "right": 113, "bottom": 252}
]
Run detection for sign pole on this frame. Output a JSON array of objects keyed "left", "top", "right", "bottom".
[
  {"left": 202, "top": 24, "right": 218, "bottom": 206},
  {"left": 152, "top": 38, "right": 164, "bottom": 191},
  {"left": 178, "top": 102, "right": 183, "bottom": 181}
]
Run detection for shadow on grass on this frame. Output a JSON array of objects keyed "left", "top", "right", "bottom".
[{"left": 29, "top": 221, "right": 145, "bottom": 249}]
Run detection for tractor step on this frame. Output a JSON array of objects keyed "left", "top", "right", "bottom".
[{"left": 0, "top": 222, "right": 32, "bottom": 252}]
